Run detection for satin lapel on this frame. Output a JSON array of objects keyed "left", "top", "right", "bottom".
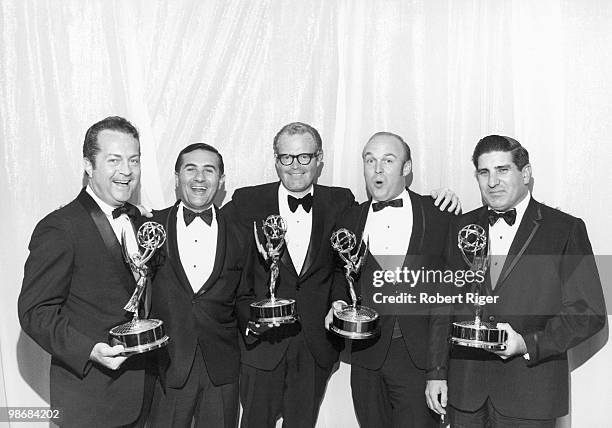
[
  {"left": 299, "top": 186, "right": 324, "bottom": 278},
  {"left": 77, "top": 189, "right": 135, "bottom": 292},
  {"left": 196, "top": 206, "right": 227, "bottom": 296},
  {"left": 265, "top": 184, "right": 297, "bottom": 278},
  {"left": 405, "top": 190, "right": 425, "bottom": 265},
  {"left": 164, "top": 203, "right": 194, "bottom": 296},
  {"left": 356, "top": 201, "right": 370, "bottom": 243},
  {"left": 495, "top": 199, "right": 542, "bottom": 291}
]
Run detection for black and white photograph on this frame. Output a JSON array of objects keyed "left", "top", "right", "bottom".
[{"left": 1, "top": 1, "right": 610, "bottom": 427}]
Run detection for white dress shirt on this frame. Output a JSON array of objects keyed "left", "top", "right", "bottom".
[
  {"left": 363, "top": 189, "right": 412, "bottom": 271},
  {"left": 488, "top": 193, "right": 531, "bottom": 287},
  {"left": 278, "top": 184, "right": 313, "bottom": 275},
  {"left": 176, "top": 203, "right": 218, "bottom": 293},
  {"left": 86, "top": 186, "right": 139, "bottom": 257}
]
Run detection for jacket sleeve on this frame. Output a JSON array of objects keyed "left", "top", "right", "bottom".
[
  {"left": 523, "top": 218, "right": 607, "bottom": 366},
  {"left": 18, "top": 214, "right": 97, "bottom": 378}
]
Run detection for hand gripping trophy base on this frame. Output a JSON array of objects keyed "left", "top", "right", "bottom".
[
  {"left": 451, "top": 224, "right": 507, "bottom": 351},
  {"left": 109, "top": 318, "right": 170, "bottom": 356},
  {"left": 330, "top": 303, "right": 379, "bottom": 339},
  {"left": 109, "top": 222, "right": 169, "bottom": 355}
]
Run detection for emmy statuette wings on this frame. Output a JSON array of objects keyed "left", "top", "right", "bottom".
[
  {"left": 450, "top": 224, "right": 507, "bottom": 351},
  {"left": 329, "top": 228, "right": 379, "bottom": 339},
  {"left": 249, "top": 215, "right": 297, "bottom": 324},
  {"left": 109, "top": 221, "right": 170, "bottom": 355}
]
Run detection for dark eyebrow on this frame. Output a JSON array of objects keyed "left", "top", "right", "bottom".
[{"left": 183, "top": 162, "right": 218, "bottom": 170}]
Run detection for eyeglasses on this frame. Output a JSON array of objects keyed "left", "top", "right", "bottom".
[{"left": 276, "top": 152, "right": 319, "bottom": 166}]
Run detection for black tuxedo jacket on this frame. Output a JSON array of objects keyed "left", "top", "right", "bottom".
[
  {"left": 148, "top": 202, "right": 253, "bottom": 389},
  {"left": 226, "top": 182, "right": 355, "bottom": 370},
  {"left": 430, "top": 198, "right": 606, "bottom": 419},
  {"left": 339, "top": 190, "right": 451, "bottom": 370},
  {"left": 18, "top": 188, "right": 146, "bottom": 428}
]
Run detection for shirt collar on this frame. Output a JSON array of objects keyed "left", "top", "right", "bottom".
[
  {"left": 177, "top": 201, "right": 217, "bottom": 224},
  {"left": 86, "top": 185, "right": 117, "bottom": 217},
  {"left": 278, "top": 182, "right": 314, "bottom": 200},
  {"left": 489, "top": 191, "right": 531, "bottom": 227},
  {"left": 370, "top": 188, "right": 410, "bottom": 212}
]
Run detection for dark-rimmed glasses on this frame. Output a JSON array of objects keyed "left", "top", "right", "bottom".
[{"left": 276, "top": 152, "right": 319, "bottom": 166}]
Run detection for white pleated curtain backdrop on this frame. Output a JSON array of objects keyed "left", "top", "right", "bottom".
[{"left": 1, "top": 1, "right": 611, "bottom": 427}]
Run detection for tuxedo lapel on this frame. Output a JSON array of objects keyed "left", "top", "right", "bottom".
[
  {"left": 495, "top": 199, "right": 542, "bottom": 291},
  {"left": 405, "top": 190, "right": 425, "bottom": 258},
  {"left": 196, "top": 206, "right": 227, "bottom": 296},
  {"left": 163, "top": 203, "right": 194, "bottom": 296},
  {"left": 299, "top": 185, "right": 324, "bottom": 278},
  {"left": 77, "top": 189, "right": 135, "bottom": 292}
]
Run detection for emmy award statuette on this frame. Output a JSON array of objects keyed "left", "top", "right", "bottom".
[
  {"left": 450, "top": 224, "right": 507, "bottom": 350},
  {"left": 109, "top": 221, "right": 170, "bottom": 355},
  {"left": 250, "top": 215, "right": 297, "bottom": 324},
  {"left": 329, "top": 228, "right": 379, "bottom": 339}
]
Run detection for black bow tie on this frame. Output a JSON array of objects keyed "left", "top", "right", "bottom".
[
  {"left": 372, "top": 198, "right": 403, "bottom": 212},
  {"left": 488, "top": 208, "right": 517, "bottom": 226},
  {"left": 184, "top": 207, "right": 213, "bottom": 226},
  {"left": 288, "top": 194, "right": 313, "bottom": 213},
  {"left": 112, "top": 203, "right": 139, "bottom": 220}
]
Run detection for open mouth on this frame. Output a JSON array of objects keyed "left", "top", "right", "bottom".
[
  {"left": 113, "top": 180, "right": 131, "bottom": 187},
  {"left": 191, "top": 185, "right": 208, "bottom": 193}
]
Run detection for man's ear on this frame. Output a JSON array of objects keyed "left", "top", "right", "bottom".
[
  {"left": 402, "top": 159, "right": 412, "bottom": 177},
  {"left": 317, "top": 150, "right": 324, "bottom": 162},
  {"left": 219, "top": 174, "right": 226, "bottom": 188},
  {"left": 83, "top": 157, "right": 93, "bottom": 178},
  {"left": 521, "top": 164, "right": 532, "bottom": 184}
]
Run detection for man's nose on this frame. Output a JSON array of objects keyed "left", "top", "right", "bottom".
[
  {"left": 118, "top": 160, "right": 131, "bottom": 175},
  {"left": 487, "top": 173, "right": 499, "bottom": 187},
  {"left": 374, "top": 160, "right": 383, "bottom": 174}
]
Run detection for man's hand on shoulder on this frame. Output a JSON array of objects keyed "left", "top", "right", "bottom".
[
  {"left": 430, "top": 188, "right": 462, "bottom": 215},
  {"left": 89, "top": 342, "right": 128, "bottom": 370}
]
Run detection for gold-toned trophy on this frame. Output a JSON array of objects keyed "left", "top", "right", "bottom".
[
  {"left": 109, "top": 221, "right": 170, "bottom": 355},
  {"left": 450, "top": 224, "right": 507, "bottom": 350},
  {"left": 250, "top": 215, "right": 297, "bottom": 324},
  {"left": 329, "top": 228, "right": 379, "bottom": 339}
]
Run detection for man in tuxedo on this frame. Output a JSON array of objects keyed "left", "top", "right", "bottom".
[
  {"left": 19, "top": 116, "right": 148, "bottom": 427},
  {"left": 425, "top": 135, "right": 607, "bottom": 427},
  {"left": 147, "top": 143, "right": 253, "bottom": 428},
  {"left": 226, "top": 122, "right": 355, "bottom": 428},
  {"left": 329, "top": 132, "right": 457, "bottom": 428}
]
